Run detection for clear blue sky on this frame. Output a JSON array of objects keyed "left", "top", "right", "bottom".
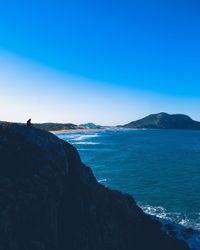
[{"left": 0, "top": 0, "right": 200, "bottom": 125}]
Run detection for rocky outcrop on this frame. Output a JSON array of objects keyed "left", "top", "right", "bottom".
[
  {"left": 0, "top": 123, "right": 189, "bottom": 250},
  {"left": 123, "top": 112, "right": 200, "bottom": 130}
]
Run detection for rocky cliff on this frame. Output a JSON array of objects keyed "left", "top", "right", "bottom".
[{"left": 0, "top": 123, "right": 189, "bottom": 250}]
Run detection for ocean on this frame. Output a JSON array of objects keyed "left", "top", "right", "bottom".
[{"left": 56, "top": 129, "right": 200, "bottom": 249}]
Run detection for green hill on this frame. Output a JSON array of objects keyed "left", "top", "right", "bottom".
[{"left": 123, "top": 112, "right": 200, "bottom": 130}]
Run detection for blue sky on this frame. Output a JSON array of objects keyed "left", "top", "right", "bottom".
[{"left": 0, "top": 1, "right": 200, "bottom": 125}]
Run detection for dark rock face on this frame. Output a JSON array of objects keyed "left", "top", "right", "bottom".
[
  {"left": 0, "top": 123, "right": 189, "bottom": 250},
  {"left": 123, "top": 112, "right": 200, "bottom": 130}
]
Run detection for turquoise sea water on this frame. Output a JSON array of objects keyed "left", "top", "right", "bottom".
[{"left": 57, "top": 129, "right": 200, "bottom": 249}]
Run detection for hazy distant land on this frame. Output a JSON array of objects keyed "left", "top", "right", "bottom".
[{"left": 1, "top": 112, "right": 200, "bottom": 131}]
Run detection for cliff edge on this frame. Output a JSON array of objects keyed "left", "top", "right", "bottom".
[{"left": 0, "top": 123, "right": 189, "bottom": 250}]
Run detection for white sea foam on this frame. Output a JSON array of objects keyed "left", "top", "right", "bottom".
[
  {"left": 73, "top": 141, "right": 99, "bottom": 145},
  {"left": 98, "top": 178, "right": 107, "bottom": 183},
  {"left": 57, "top": 132, "right": 100, "bottom": 143},
  {"left": 141, "top": 205, "right": 200, "bottom": 250},
  {"left": 57, "top": 133, "right": 81, "bottom": 141},
  {"left": 72, "top": 133, "right": 99, "bottom": 141},
  {"left": 141, "top": 205, "right": 200, "bottom": 230},
  {"left": 78, "top": 148, "right": 95, "bottom": 150}
]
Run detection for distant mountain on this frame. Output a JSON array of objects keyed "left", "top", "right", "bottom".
[
  {"left": 122, "top": 112, "right": 200, "bottom": 130},
  {"left": 80, "top": 123, "right": 101, "bottom": 128}
]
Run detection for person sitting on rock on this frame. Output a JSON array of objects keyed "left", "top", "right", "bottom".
[{"left": 27, "top": 119, "right": 32, "bottom": 128}]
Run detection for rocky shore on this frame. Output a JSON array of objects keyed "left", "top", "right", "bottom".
[{"left": 0, "top": 123, "right": 189, "bottom": 250}]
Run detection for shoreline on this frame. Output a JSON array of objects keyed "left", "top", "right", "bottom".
[{"left": 49, "top": 128, "right": 105, "bottom": 133}]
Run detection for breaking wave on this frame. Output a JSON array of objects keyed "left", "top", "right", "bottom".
[
  {"left": 98, "top": 178, "right": 107, "bottom": 183},
  {"left": 142, "top": 205, "right": 200, "bottom": 250}
]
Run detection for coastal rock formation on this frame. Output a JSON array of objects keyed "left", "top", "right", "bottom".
[
  {"left": 123, "top": 112, "right": 200, "bottom": 130},
  {"left": 0, "top": 123, "right": 189, "bottom": 250}
]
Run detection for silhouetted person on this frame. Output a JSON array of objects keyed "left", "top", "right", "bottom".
[{"left": 27, "top": 119, "right": 32, "bottom": 128}]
